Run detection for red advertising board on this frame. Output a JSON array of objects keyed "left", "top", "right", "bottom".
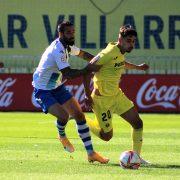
[
  {"left": 0, "top": 74, "right": 36, "bottom": 111},
  {"left": 0, "top": 74, "right": 179, "bottom": 113},
  {"left": 120, "top": 75, "right": 180, "bottom": 113}
]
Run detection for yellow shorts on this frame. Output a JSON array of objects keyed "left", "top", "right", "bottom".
[{"left": 92, "top": 89, "right": 134, "bottom": 133}]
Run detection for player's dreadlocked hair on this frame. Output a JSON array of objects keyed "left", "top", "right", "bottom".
[
  {"left": 57, "top": 21, "right": 73, "bottom": 33},
  {"left": 120, "top": 24, "right": 137, "bottom": 37}
]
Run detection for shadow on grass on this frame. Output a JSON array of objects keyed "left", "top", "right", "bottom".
[
  {"left": 108, "top": 163, "right": 180, "bottom": 169},
  {"left": 89, "top": 163, "right": 180, "bottom": 169},
  {"left": 141, "top": 164, "right": 180, "bottom": 169}
]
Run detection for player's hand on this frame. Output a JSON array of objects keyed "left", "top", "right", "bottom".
[
  {"left": 138, "top": 63, "right": 149, "bottom": 71},
  {"left": 0, "top": 62, "right": 4, "bottom": 68},
  {"left": 84, "top": 95, "right": 93, "bottom": 111}
]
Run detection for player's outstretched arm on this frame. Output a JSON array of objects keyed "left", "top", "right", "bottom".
[
  {"left": 125, "top": 61, "right": 149, "bottom": 71},
  {"left": 61, "top": 66, "right": 89, "bottom": 80},
  {"left": 77, "top": 50, "right": 94, "bottom": 61}
]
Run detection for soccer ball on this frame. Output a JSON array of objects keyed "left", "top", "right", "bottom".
[{"left": 119, "top": 150, "right": 141, "bottom": 169}]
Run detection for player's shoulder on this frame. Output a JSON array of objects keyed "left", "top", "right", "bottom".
[
  {"left": 52, "top": 39, "right": 63, "bottom": 49},
  {"left": 102, "top": 42, "right": 118, "bottom": 54},
  {"left": 50, "top": 39, "right": 64, "bottom": 54},
  {"left": 107, "top": 42, "right": 118, "bottom": 50}
]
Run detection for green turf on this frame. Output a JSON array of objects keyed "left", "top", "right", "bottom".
[{"left": 0, "top": 112, "right": 180, "bottom": 180}]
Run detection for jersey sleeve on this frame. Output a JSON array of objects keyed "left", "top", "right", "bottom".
[
  {"left": 91, "top": 47, "right": 113, "bottom": 65},
  {"left": 53, "top": 48, "right": 70, "bottom": 70}
]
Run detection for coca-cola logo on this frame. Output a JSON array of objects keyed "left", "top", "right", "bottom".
[
  {"left": 0, "top": 78, "right": 16, "bottom": 107},
  {"left": 136, "top": 78, "right": 180, "bottom": 109},
  {"left": 66, "top": 80, "right": 93, "bottom": 108}
]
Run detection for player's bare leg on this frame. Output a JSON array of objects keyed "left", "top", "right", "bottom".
[
  {"left": 86, "top": 117, "right": 113, "bottom": 142},
  {"left": 63, "top": 97, "right": 109, "bottom": 163},
  {"left": 120, "top": 107, "right": 150, "bottom": 165},
  {"left": 49, "top": 103, "right": 75, "bottom": 153},
  {"left": 99, "top": 129, "right": 113, "bottom": 141}
]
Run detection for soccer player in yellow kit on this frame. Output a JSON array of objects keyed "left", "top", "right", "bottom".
[{"left": 84, "top": 24, "right": 149, "bottom": 164}]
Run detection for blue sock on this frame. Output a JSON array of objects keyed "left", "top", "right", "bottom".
[
  {"left": 56, "top": 120, "right": 67, "bottom": 138},
  {"left": 77, "top": 121, "right": 94, "bottom": 155}
]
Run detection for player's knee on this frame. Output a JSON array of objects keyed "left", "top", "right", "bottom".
[
  {"left": 133, "top": 118, "right": 143, "bottom": 129},
  {"left": 101, "top": 134, "right": 112, "bottom": 141},
  {"left": 73, "top": 110, "right": 85, "bottom": 121},
  {"left": 137, "top": 118, "right": 143, "bottom": 129},
  {"left": 56, "top": 114, "right": 69, "bottom": 123},
  {"left": 57, "top": 118, "right": 68, "bottom": 125},
  {"left": 100, "top": 131, "right": 113, "bottom": 141}
]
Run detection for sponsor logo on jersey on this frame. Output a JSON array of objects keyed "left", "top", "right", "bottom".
[{"left": 114, "top": 62, "right": 124, "bottom": 67}]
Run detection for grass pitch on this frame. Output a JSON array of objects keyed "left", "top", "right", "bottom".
[{"left": 0, "top": 112, "right": 180, "bottom": 180}]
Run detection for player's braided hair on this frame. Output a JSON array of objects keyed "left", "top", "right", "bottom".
[
  {"left": 120, "top": 24, "right": 137, "bottom": 37},
  {"left": 57, "top": 21, "right": 73, "bottom": 33}
]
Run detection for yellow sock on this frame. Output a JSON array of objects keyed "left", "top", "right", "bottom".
[
  {"left": 86, "top": 117, "right": 101, "bottom": 138},
  {"left": 132, "top": 128, "right": 143, "bottom": 155}
]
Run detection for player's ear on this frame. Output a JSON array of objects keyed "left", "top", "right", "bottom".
[{"left": 59, "top": 32, "right": 63, "bottom": 38}]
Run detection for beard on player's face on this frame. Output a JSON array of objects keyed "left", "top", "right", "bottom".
[
  {"left": 63, "top": 36, "right": 75, "bottom": 46},
  {"left": 126, "top": 47, "right": 133, "bottom": 53}
]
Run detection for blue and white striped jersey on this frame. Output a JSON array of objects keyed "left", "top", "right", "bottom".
[{"left": 32, "top": 38, "right": 80, "bottom": 90}]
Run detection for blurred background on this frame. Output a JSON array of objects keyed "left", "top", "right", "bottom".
[
  {"left": 0, "top": 0, "right": 179, "bottom": 74},
  {"left": 0, "top": 0, "right": 179, "bottom": 112},
  {"left": 0, "top": 2, "right": 179, "bottom": 178}
]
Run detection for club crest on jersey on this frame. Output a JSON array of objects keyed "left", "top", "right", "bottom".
[{"left": 60, "top": 54, "right": 67, "bottom": 62}]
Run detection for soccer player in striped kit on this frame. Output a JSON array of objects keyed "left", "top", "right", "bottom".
[{"left": 32, "top": 21, "right": 109, "bottom": 164}]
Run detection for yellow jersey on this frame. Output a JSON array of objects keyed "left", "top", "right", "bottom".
[{"left": 93, "top": 42, "right": 125, "bottom": 96}]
